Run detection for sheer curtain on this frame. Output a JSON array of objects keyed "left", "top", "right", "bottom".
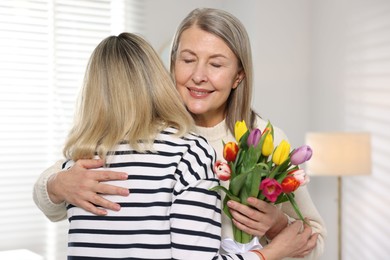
[{"left": 0, "top": 0, "right": 144, "bottom": 259}]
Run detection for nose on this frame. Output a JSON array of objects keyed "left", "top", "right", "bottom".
[{"left": 192, "top": 63, "right": 208, "bottom": 84}]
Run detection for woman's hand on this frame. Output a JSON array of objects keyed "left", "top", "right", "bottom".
[
  {"left": 261, "top": 220, "right": 319, "bottom": 259},
  {"left": 48, "top": 159, "right": 129, "bottom": 215},
  {"left": 227, "top": 197, "right": 287, "bottom": 238}
]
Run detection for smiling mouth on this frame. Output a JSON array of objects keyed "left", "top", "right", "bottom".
[{"left": 188, "top": 87, "right": 214, "bottom": 97}]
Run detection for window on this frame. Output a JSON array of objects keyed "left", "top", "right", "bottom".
[{"left": 0, "top": 0, "right": 144, "bottom": 259}]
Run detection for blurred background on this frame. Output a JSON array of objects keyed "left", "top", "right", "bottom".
[{"left": 1, "top": 0, "right": 389, "bottom": 259}]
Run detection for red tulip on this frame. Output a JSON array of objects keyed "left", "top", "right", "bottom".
[
  {"left": 281, "top": 176, "right": 300, "bottom": 193},
  {"left": 223, "top": 142, "right": 239, "bottom": 162}
]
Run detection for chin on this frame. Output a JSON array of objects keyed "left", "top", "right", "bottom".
[{"left": 186, "top": 105, "right": 208, "bottom": 115}]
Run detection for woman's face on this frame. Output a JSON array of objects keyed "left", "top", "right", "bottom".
[{"left": 174, "top": 26, "right": 243, "bottom": 127}]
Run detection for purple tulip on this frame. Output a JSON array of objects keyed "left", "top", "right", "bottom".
[
  {"left": 247, "top": 128, "right": 261, "bottom": 147},
  {"left": 290, "top": 145, "right": 313, "bottom": 165}
]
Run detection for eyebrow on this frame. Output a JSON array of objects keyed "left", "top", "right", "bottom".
[{"left": 179, "top": 49, "right": 228, "bottom": 59}]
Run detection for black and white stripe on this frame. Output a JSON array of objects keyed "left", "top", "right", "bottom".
[{"left": 66, "top": 127, "right": 256, "bottom": 260}]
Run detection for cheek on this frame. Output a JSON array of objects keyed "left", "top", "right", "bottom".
[
  {"left": 210, "top": 72, "right": 236, "bottom": 91},
  {"left": 174, "top": 64, "right": 190, "bottom": 85}
]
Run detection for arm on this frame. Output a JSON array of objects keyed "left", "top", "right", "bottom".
[
  {"left": 278, "top": 186, "right": 326, "bottom": 259},
  {"left": 258, "top": 220, "right": 316, "bottom": 260},
  {"left": 33, "top": 159, "right": 129, "bottom": 221},
  {"left": 33, "top": 160, "right": 68, "bottom": 222}
]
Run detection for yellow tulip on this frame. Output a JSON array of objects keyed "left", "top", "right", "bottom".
[
  {"left": 272, "top": 140, "right": 291, "bottom": 165},
  {"left": 262, "top": 132, "right": 274, "bottom": 156},
  {"left": 234, "top": 120, "right": 248, "bottom": 142}
]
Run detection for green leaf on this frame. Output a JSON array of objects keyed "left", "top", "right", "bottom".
[
  {"left": 239, "top": 185, "right": 249, "bottom": 206},
  {"left": 222, "top": 196, "right": 232, "bottom": 219},
  {"left": 245, "top": 165, "right": 263, "bottom": 198},
  {"left": 210, "top": 185, "right": 240, "bottom": 202},
  {"left": 242, "top": 146, "right": 261, "bottom": 173},
  {"left": 236, "top": 148, "right": 245, "bottom": 165},
  {"left": 239, "top": 130, "right": 250, "bottom": 149},
  {"left": 257, "top": 162, "right": 270, "bottom": 171},
  {"left": 267, "top": 120, "right": 274, "bottom": 139},
  {"left": 276, "top": 170, "right": 289, "bottom": 183},
  {"left": 230, "top": 170, "right": 250, "bottom": 196},
  {"left": 277, "top": 157, "right": 291, "bottom": 173},
  {"left": 274, "top": 193, "right": 289, "bottom": 204}
]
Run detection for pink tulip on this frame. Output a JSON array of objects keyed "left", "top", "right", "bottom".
[
  {"left": 288, "top": 169, "right": 310, "bottom": 186},
  {"left": 213, "top": 160, "right": 232, "bottom": 181},
  {"left": 259, "top": 178, "right": 282, "bottom": 202}
]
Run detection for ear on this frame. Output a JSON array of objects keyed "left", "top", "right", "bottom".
[{"left": 232, "top": 70, "right": 245, "bottom": 89}]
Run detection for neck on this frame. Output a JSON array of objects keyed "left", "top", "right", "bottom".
[{"left": 193, "top": 113, "right": 225, "bottom": 128}]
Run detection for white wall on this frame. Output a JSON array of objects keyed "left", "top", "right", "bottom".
[{"left": 310, "top": 0, "right": 390, "bottom": 259}]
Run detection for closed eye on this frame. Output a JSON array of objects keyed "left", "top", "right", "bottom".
[
  {"left": 210, "top": 63, "right": 222, "bottom": 68},
  {"left": 183, "top": 59, "right": 195, "bottom": 63}
]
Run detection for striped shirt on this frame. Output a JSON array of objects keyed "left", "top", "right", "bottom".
[{"left": 65, "top": 128, "right": 257, "bottom": 260}]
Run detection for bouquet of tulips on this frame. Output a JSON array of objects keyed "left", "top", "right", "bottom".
[{"left": 211, "top": 120, "right": 312, "bottom": 246}]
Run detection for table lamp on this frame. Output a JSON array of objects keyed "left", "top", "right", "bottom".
[{"left": 305, "top": 132, "right": 371, "bottom": 260}]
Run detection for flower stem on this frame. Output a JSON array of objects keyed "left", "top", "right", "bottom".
[
  {"left": 286, "top": 193, "right": 309, "bottom": 225},
  {"left": 233, "top": 224, "right": 242, "bottom": 242},
  {"left": 241, "top": 231, "right": 252, "bottom": 244}
]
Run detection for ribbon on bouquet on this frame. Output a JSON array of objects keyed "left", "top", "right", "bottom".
[{"left": 221, "top": 236, "right": 263, "bottom": 254}]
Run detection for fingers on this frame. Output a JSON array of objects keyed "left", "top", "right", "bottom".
[
  {"left": 267, "top": 218, "right": 319, "bottom": 259},
  {"left": 227, "top": 200, "right": 258, "bottom": 220},
  {"left": 73, "top": 188, "right": 125, "bottom": 215},
  {"left": 304, "top": 233, "right": 319, "bottom": 253},
  {"left": 98, "top": 182, "right": 129, "bottom": 196},
  {"left": 227, "top": 200, "right": 271, "bottom": 237},
  {"left": 246, "top": 197, "right": 270, "bottom": 212},
  {"left": 287, "top": 221, "right": 318, "bottom": 258},
  {"left": 73, "top": 159, "right": 128, "bottom": 182},
  {"left": 59, "top": 159, "right": 130, "bottom": 215},
  {"left": 288, "top": 220, "right": 304, "bottom": 233},
  {"left": 76, "top": 158, "right": 105, "bottom": 169},
  {"left": 290, "top": 232, "right": 319, "bottom": 258},
  {"left": 78, "top": 200, "right": 109, "bottom": 216},
  {"left": 94, "top": 170, "right": 129, "bottom": 182},
  {"left": 89, "top": 192, "right": 121, "bottom": 212},
  {"left": 231, "top": 218, "right": 251, "bottom": 235}
]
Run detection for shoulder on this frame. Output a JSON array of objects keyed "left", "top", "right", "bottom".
[
  {"left": 254, "top": 115, "right": 288, "bottom": 145},
  {"left": 159, "top": 127, "right": 215, "bottom": 160},
  {"left": 161, "top": 128, "right": 216, "bottom": 181}
]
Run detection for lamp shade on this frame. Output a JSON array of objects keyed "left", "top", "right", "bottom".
[{"left": 305, "top": 132, "right": 371, "bottom": 176}]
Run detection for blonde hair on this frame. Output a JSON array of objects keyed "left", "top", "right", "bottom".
[
  {"left": 63, "top": 32, "right": 194, "bottom": 161},
  {"left": 170, "top": 8, "right": 258, "bottom": 133}
]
